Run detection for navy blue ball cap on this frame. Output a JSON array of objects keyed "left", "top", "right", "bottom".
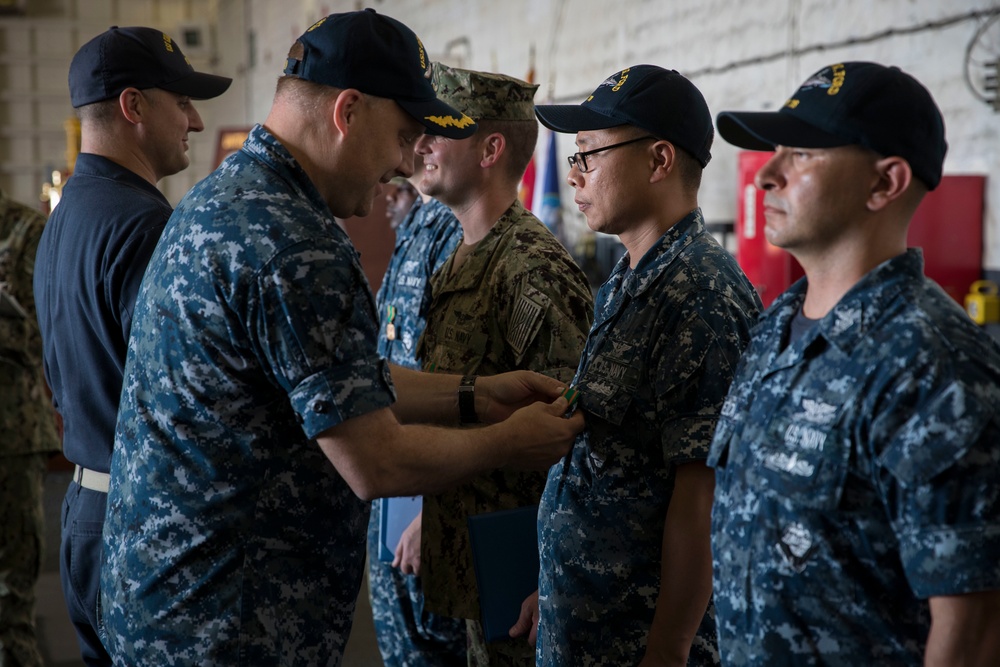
[
  {"left": 534, "top": 64, "right": 713, "bottom": 167},
  {"left": 69, "top": 26, "right": 232, "bottom": 108},
  {"left": 283, "top": 9, "right": 476, "bottom": 139},
  {"left": 717, "top": 61, "right": 947, "bottom": 190}
]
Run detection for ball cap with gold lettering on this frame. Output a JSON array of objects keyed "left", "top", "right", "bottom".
[
  {"left": 283, "top": 9, "right": 476, "bottom": 139},
  {"left": 534, "top": 64, "right": 713, "bottom": 167},
  {"left": 717, "top": 61, "right": 947, "bottom": 190},
  {"left": 69, "top": 26, "right": 232, "bottom": 108}
]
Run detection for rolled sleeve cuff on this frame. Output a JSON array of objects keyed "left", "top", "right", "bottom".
[
  {"left": 662, "top": 417, "right": 718, "bottom": 464},
  {"left": 900, "top": 523, "right": 1000, "bottom": 598},
  {"left": 290, "top": 359, "right": 396, "bottom": 439}
]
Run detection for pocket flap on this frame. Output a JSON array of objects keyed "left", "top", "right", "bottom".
[{"left": 879, "top": 381, "right": 989, "bottom": 487}]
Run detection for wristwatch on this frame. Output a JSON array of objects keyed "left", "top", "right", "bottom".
[{"left": 458, "top": 375, "right": 479, "bottom": 424}]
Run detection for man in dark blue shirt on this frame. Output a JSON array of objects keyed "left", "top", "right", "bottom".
[{"left": 32, "top": 26, "right": 230, "bottom": 666}]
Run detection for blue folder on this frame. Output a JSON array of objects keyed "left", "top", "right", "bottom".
[
  {"left": 467, "top": 505, "right": 540, "bottom": 642},
  {"left": 378, "top": 496, "right": 422, "bottom": 562}
]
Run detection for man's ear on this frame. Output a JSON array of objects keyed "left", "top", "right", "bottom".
[
  {"left": 331, "top": 89, "right": 364, "bottom": 138},
  {"left": 868, "top": 156, "right": 912, "bottom": 212},
  {"left": 118, "top": 88, "right": 145, "bottom": 125},
  {"left": 480, "top": 132, "right": 505, "bottom": 169},
  {"left": 649, "top": 139, "right": 676, "bottom": 184}
]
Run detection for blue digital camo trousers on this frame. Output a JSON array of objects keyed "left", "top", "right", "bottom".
[{"left": 367, "top": 501, "right": 466, "bottom": 666}]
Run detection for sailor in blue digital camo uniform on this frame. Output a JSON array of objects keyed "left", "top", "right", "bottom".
[
  {"left": 96, "top": 9, "right": 587, "bottom": 665},
  {"left": 525, "top": 66, "right": 761, "bottom": 666},
  {"left": 100, "top": 10, "right": 587, "bottom": 666},
  {"left": 710, "top": 62, "right": 1000, "bottom": 666},
  {"left": 374, "top": 177, "right": 462, "bottom": 370},
  {"left": 368, "top": 169, "right": 467, "bottom": 665}
]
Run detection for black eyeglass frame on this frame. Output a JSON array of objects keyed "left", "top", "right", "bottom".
[{"left": 566, "top": 135, "right": 659, "bottom": 173}]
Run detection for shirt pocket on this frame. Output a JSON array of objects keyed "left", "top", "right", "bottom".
[
  {"left": 578, "top": 386, "right": 634, "bottom": 474},
  {"left": 424, "top": 327, "right": 489, "bottom": 374},
  {"left": 707, "top": 418, "right": 736, "bottom": 497},
  {"left": 749, "top": 414, "right": 851, "bottom": 511},
  {"left": 575, "top": 340, "right": 644, "bottom": 496},
  {"left": 707, "top": 392, "right": 745, "bottom": 470},
  {"left": 576, "top": 336, "right": 640, "bottom": 426}
]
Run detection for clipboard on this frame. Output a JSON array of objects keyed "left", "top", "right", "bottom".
[
  {"left": 467, "top": 505, "right": 540, "bottom": 642},
  {"left": 378, "top": 496, "right": 422, "bottom": 562}
]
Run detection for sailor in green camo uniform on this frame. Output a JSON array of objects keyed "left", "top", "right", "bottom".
[
  {"left": 413, "top": 63, "right": 594, "bottom": 666},
  {"left": 0, "top": 190, "right": 61, "bottom": 667}
]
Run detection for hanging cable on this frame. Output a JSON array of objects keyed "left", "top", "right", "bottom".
[{"left": 550, "top": 7, "right": 1000, "bottom": 102}]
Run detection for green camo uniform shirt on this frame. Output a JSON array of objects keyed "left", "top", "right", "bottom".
[
  {"left": 416, "top": 199, "right": 593, "bottom": 620},
  {"left": 0, "top": 192, "right": 59, "bottom": 457}
]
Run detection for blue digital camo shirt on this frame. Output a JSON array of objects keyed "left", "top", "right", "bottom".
[
  {"left": 537, "top": 209, "right": 762, "bottom": 666},
  {"left": 101, "top": 125, "right": 395, "bottom": 666},
  {"left": 375, "top": 198, "right": 462, "bottom": 368},
  {"left": 709, "top": 249, "right": 1000, "bottom": 666}
]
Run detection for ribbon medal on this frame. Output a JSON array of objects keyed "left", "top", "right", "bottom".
[{"left": 386, "top": 305, "right": 397, "bottom": 341}]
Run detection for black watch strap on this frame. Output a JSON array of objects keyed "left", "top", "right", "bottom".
[{"left": 458, "top": 375, "right": 479, "bottom": 424}]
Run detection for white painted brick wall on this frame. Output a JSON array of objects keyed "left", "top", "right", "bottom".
[{"left": 0, "top": 0, "right": 229, "bottom": 207}]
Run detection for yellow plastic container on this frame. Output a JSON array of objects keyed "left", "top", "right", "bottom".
[{"left": 965, "top": 280, "right": 1000, "bottom": 325}]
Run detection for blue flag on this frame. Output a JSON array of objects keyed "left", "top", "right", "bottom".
[{"left": 534, "top": 130, "right": 563, "bottom": 239}]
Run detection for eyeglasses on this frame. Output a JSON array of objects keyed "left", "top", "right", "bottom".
[{"left": 567, "top": 135, "right": 658, "bottom": 173}]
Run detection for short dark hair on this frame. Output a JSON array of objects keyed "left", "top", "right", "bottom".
[
  {"left": 75, "top": 97, "right": 123, "bottom": 126},
  {"left": 275, "top": 75, "right": 342, "bottom": 115},
  {"left": 475, "top": 119, "right": 539, "bottom": 182},
  {"left": 673, "top": 146, "right": 703, "bottom": 193},
  {"left": 616, "top": 125, "right": 702, "bottom": 193},
  {"left": 75, "top": 88, "right": 177, "bottom": 128}
]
